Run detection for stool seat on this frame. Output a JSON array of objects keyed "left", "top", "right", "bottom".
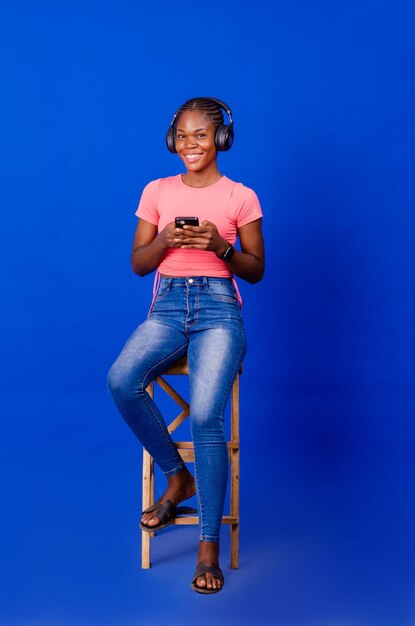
[{"left": 141, "top": 355, "right": 241, "bottom": 569}]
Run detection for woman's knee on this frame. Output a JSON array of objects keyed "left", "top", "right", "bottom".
[
  {"left": 107, "top": 360, "right": 124, "bottom": 397},
  {"left": 107, "top": 359, "right": 139, "bottom": 400},
  {"left": 108, "top": 349, "right": 153, "bottom": 398}
]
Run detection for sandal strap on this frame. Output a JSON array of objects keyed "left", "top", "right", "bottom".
[
  {"left": 141, "top": 497, "right": 162, "bottom": 515},
  {"left": 142, "top": 499, "right": 176, "bottom": 524},
  {"left": 192, "top": 560, "right": 224, "bottom": 585}
]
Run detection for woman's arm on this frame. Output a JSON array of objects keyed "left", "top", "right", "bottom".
[
  {"left": 224, "top": 218, "right": 265, "bottom": 283},
  {"left": 131, "top": 219, "right": 179, "bottom": 276},
  {"left": 177, "top": 218, "right": 265, "bottom": 283}
]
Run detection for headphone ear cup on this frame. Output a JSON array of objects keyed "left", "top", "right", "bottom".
[
  {"left": 166, "top": 127, "right": 177, "bottom": 153},
  {"left": 226, "top": 124, "right": 234, "bottom": 150},
  {"left": 215, "top": 124, "right": 227, "bottom": 151},
  {"left": 215, "top": 124, "right": 233, "bottom": 151}
]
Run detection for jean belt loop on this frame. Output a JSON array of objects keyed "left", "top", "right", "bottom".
[{"left": 203, "top": 276, "right": 208, "bottom": 289}]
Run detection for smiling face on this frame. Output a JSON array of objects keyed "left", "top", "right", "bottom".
[{"left": 174, "top": 110, "right": 218, "bottom": 174}]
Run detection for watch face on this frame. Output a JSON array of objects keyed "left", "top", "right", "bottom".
[{"left": 223, "top": 245, "right": 235, "bottom": 260}]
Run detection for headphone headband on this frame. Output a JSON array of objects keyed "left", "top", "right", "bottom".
[{"left": 169, "top": 96, "right": 233, "bottom": 127}]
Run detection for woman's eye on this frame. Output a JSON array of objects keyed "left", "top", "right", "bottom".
[
  {"left": 177, "top": 135, "right": 185, "bottom": 140},
  {"left": 197, "top": 134, "right": 206, "bottom": 138}
]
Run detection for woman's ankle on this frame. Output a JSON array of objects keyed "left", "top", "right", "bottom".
[{"left": 198, "top": 540, "right": 220, "bottom": 561}]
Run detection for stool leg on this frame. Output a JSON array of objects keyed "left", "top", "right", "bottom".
[
  {"left": 230, "top": 449, "right": 240, "bottom": 569},
  {"left": 141, "top": 449, "right": 154, "bottom": 568},
  {"left": 230, "top": 374, "right": 240, "bottom": 569},
  {"left": 142, "top": 382, "right": 155, "bottom": 569}
]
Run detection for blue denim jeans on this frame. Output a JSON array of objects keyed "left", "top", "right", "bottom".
[{"left": 107, "top": 276, "right": 247, "bottom": 542}]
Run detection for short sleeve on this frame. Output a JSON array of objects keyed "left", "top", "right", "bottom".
[
  {"left": 135, "top": 179, "right": 160, "bottom": 225},
  {"left": 235, "top": 185, "right": 263, "bottom": 228}
]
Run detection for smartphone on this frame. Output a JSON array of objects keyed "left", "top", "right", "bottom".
[{"left": 175, "top": 216, "right": 199, "bottom": 228}]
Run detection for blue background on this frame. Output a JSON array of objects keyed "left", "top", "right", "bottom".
[{"left": 1, "top": 1, "right": 414, "bottom": 624}]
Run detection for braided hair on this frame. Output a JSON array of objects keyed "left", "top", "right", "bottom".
[{"left": 175, "top": 97, "right": 224, "bottom": 130}]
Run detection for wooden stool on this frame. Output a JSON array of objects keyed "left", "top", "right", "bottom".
[{"left": 141, "top": 355, "right": 241, "bottom": 569}]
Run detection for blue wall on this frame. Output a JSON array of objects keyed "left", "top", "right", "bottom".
[{"left": 1, "top": 1, "right": 414, "bottom": 625}]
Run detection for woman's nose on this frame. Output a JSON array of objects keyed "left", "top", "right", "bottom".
[{"left": 184, "top": 136, "right": 198, "bottom": 148}]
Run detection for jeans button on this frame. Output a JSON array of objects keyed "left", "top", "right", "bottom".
[{"left": 188, "top": 278, "right": 194, "bottom": 284}]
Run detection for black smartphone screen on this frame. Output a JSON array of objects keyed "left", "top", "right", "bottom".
[{"left": 175, "top": 216, "right": 199, "bottom": 228}]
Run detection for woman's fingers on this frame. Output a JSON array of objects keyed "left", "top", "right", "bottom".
[
  {"left": 173, "top": 222, "right": 223, "bottom": 251},
  {"left": 179, "top": 237, "right": 212, "bottom": 246},
  {"left": 182, "top": 224, "right": 211, "bottom": 234}
]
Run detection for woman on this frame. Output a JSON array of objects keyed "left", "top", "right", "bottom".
[{"left": 107, "top": 97, "right": 265, "bottom": 593}]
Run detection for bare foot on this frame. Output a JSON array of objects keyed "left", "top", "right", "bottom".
[
  {"left": 194, "top": 540, "right": 223, "bottom": 591},
  {"left": 141, "top": 466, "right": 196, "bottom": 527}
]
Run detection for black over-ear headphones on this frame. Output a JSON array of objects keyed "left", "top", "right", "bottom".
[{"left": 166, "top": 97, "right": 234, "bottom": 153}]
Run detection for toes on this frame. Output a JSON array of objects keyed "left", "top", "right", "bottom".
[
  {"left": 211, "top": 575, "right": 222, "bottom": 590},
  {"left": 206, "top": 573, "right": 215, "bottom": 589},
  {"left": 195, "top": 573, "right": 222, "bottom": 590},
  {"left": 142, "top": 514, "right": 159, "bottom": 527}
]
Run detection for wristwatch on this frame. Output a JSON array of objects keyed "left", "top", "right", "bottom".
[{"left": 221, "top": 243, "right": 235, "bottom": 261}]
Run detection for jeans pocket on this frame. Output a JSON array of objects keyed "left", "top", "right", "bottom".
[
  {"left": 206, "top": 281, "right": 238, "bottom": 304},
  {"left": 154, "top": 279, "right": 172, "bottom": 303}
]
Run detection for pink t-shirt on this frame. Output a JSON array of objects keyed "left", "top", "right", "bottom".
[{"left": 135, "top": 174, "right": 263, "bottom": 277}]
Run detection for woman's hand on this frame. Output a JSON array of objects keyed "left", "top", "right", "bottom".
[
  {"left": 131, "top": 219, "right": 183, "bottom": 276},
  {"left": 176, "top": 220, "right": 228, "bottom": 257},
  {"left": 158, "top": 221, "right": 185, "bottom": 249}
]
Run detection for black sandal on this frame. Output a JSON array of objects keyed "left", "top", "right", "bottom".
[
  {"left": 191, "top": 560, "right": 225, "bottom": 594},
  {"left": 139, "top": 498, "right": 196, "bottom": 532}
]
